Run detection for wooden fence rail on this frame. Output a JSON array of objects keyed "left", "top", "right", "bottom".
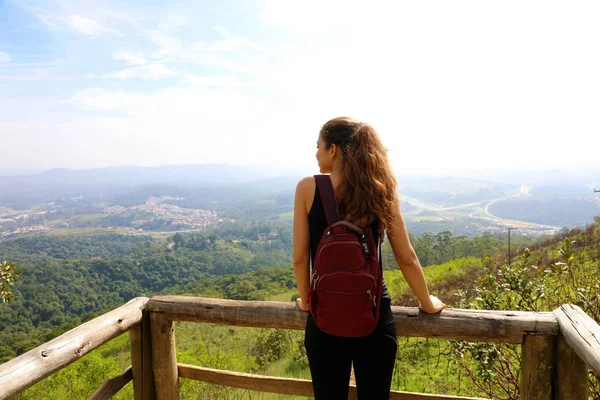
[
  {"left": 177, "top": 363, "right": 491, "bottom": 400},
  {"left": 1, "top": 296, "right": 599, "bottom": 400},
  {"left": 0, "top": 297, "right": 148, "bottom": 400},
  {"left": 88, "top": 366, "right": 133, "bottom": 400},
  {"left": 146, "top": 295, "right": 559, "bottom": 343}
]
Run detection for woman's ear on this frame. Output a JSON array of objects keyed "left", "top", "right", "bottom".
[{"left": 329, "top": 143, "right": 337, "bottom": 158}]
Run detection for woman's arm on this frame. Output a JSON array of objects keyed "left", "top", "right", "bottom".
[
  {"left": 387, "top": 197, "right": 446, "bottom": 314},
  {"left": 292, "top": 177, "right": 312, "bottom": 311}
]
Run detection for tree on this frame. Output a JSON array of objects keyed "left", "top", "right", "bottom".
[
  {"left": 172, "top": 232, "right": 185, "bottom": 250},
  {"left": 452, "top": 235, "right": 600, "bottom": 399},
  {"left": 433, "top": 230, "right": 452, "bottom": 264},
  {"left": 1, "top": 261, "right": 22, "bottom": 303}
]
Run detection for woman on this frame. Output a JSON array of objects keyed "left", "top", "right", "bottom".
[{"left": 293, "top": 117, "right": 446, "bottom": 399}]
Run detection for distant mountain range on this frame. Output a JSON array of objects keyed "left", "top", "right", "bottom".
[
  {"left": 1, "top": 163, "right": 301, "bottom": 185},
  {"left": 0, "top": 164, "right": 598, "bottom": 232},
  {"left": 2, "top": 163, "right": 598, "bottom": 187},
  {"left": 0, "top": 164, "right": 303, "bottom": 209}
]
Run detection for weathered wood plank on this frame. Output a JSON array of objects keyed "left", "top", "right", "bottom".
[
  {"left": 129, "top": 323, "right": 144, "bottom": 400},
  {"left": 150, "top": 312, "right": 179, "bottom": 400},
  {"left": 0, "top": 297, "right": 148, "bottom": 400},
  {"left": 88, "top": 366, "right": 133, "bottom": 400},
  {"left": 555, "top": 334, "right": 588, "bottom": 400},
  {"left": 178, "top": 363, "right": 491, "bottom": 400},
  {"left": 553, "top": 304, "right": 600, "bottom": 374},
  {"left": 129, "top": 310, "right": 155, "bottom": 400},
  {"left": 520, "top": 335, "right": 556, "bottom": 400},
  {"left": 146, "top": 296, "right": 558, "bottom": 343}
]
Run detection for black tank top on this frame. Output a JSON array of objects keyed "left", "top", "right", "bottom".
[{"left": 308, "top": 177, "right": 391, "bottom": 300}]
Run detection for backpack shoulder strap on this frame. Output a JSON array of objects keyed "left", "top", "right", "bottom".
[{"left": 314, "top": 174, "right": 340, "bottom": 225}]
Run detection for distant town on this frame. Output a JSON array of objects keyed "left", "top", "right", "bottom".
[
  {"left": 0, "top": 196, "right": 223, "bottom": 238},
  {"left": 104, "top": 196, "right": 222, "bottom": 229}
]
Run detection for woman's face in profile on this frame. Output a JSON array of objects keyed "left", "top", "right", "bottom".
[{"left": 316, "top": 135, "right": 332, "bottom": 174}]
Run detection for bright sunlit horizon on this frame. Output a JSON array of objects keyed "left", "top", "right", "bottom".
[{"left": 1, "top": 1, "right": 599, "bottom": 176}]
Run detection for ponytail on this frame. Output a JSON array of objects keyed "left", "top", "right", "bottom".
[{"left": 320, "top": 117, "right": 398, "bottom": 233}]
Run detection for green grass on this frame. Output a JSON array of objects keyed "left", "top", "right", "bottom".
[
  {"left": 16, "top": 256, "right": 489, "bottom": 399},
  {"left": 20, "top": 323, "right": 487, "bottom": 399},
  {"left": 384, "top": 257, "right": 483, "bottom": 306},
  {"left": 268, "top": 290, "right": 296, "bottom": 302}
]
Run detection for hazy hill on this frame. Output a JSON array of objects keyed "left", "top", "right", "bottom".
[
  {"left": 1, "top": 164, "right": 598, "bottom": 234},
  {"left": 0, "top": 164, "right": 301, "bottom": 209}
]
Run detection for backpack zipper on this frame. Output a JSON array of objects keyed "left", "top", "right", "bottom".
[
  {"left": 367, "top": 289, "right": 376, "bottom": 307},
  {"left": 321, "top": 288, "right": 376, "bottom": 308},
  {"left": 361, "top": 242, "right": 369, "bottom": 254},
  {"left": 315, "top": 240, "right": 364, "bottom": 261},
  {"left": 315, "top": 271, "right": 377, "bottom": 287}
]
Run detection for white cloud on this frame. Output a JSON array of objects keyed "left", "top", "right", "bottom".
[
  {"left": 105, "top": 63, "right": 176, "bottom": 80},
  {"left": 158, "top": 14, "right": 186, "bottom": 32},
  {"left": 191, "top": 37, "right": 267, "bottom": 53},
  {"left": 103, "top": 17, "right": 269, "bottom": 83},
  {"left": 25, "top": 5, "right": 125, "bottom": 38},
  {"left": 149, "top": 31, "right": 184, "bottom": 60},
  {"left": 0, "top": 74, "right": 88, "bottom": 81},
  {"left": 0, "top": 60, "right": 62, "bottom": 69},
  {"left": 182, "top": 74, "right": 256, "bottom": 88},
  {"left": 252, "top": 1, "right": 600, "bottom": 171},
  {"left": 31, "top": 86, "right": 306, "bottom": 168},
  {"left": 4, "top": 1, "right": 600, "bottom": 173},
  {"left": 61, "top": 88, "right": 131, "bottom": 111},
  {"left": 0, "top": 52, "right": 11, "bottom": 63},
  {"left": 18, "top": 81, "right": 598, "bottom": 172},
  {"left": 113, "top": 51, "right": 146, "bottom": 66},
  {"left": 63, "top": 15, "right": 124, "bottom": 37}
]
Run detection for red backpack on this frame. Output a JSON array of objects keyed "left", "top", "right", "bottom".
[{"left": 307, "top": 174, "right": 383, "bottom": 337}]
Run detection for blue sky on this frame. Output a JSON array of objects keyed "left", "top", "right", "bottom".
[{"left": 1, "top": 1, "right": 599, "bottom": 176}]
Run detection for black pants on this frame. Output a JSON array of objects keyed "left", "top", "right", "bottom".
[{"left": 304, "top": 298, "right": 397, "bottom": 400}]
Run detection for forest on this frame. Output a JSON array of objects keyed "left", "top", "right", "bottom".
[{"left": 1, "top": 218, "right": 599, "bottom": 398}]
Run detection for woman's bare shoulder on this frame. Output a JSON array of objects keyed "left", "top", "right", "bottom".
[
  {"left": 296, "top": 176, "right": 316, "bottom": 213},
  {"left": 296, "top": 176, "right": 316, "bottom": 193}
]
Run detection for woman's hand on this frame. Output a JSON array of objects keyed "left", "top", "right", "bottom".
[
  {"left": 296, "top": 297, "right": 310, "bottom": 312},
  {"left": 419, "top": 295, "right": 446, "bottom": 314}
]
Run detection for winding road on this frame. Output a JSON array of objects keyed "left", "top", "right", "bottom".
[{"left": 400, "top": 185, "right": 562, "bottom": 232}]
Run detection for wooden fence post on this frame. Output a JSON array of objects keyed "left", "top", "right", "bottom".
[
  {"left": 555, "top": 334, "right": 588, "bottom": 400},
  {"left": 150, "top": 312, "right": 179, "bottom": 399},
  {"left": 520, "top": 335, "right": 556, "bottom": 400},
  {"left": 129, "top": 310, "right": 156, "bottom": 400},
  {"left": 553, "top": 304, "right": 596, "bottom": 400}
]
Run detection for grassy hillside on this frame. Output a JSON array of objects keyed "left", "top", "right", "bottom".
[
  {"left": 16, "top": 254, "right": 494, "bottom": 399},
  {"left": 6, "top": 219, "right": 600, "bottom": 399},
  {"left": 385, "top": 257, "right": 483, "bottom": 307}
]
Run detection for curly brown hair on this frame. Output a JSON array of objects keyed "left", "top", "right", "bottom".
[{"left": 320, "top": 117, "right": 398, "bottom": 234}]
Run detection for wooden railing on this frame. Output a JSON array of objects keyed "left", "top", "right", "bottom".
[{"left": 1, "top": 296, "right": 599, "bottom": 400}]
